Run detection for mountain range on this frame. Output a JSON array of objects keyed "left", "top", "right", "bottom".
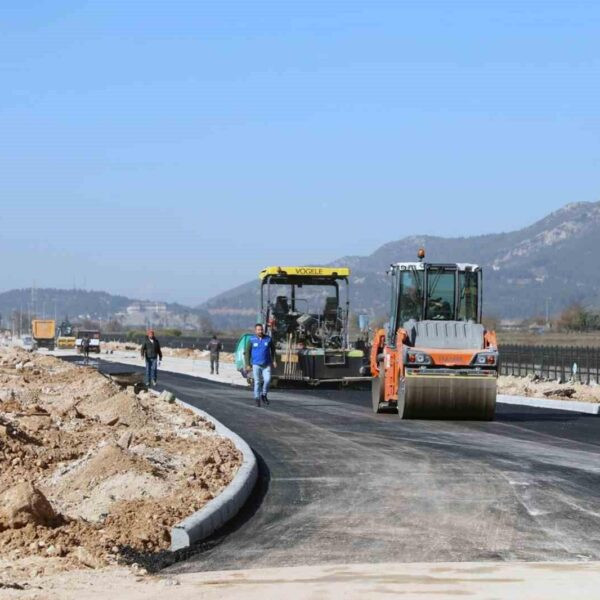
[
  {"left": 0, "top": 288, "right": 206, "bottom": 327},
  {"left": 201, "top": 201, "right": 600, "bottom": 327},
  {"left": 2, "top": 202, "right": 598, "bottom": 331}
]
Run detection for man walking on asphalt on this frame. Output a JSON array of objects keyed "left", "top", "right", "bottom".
[
  {"left": 245, "top": 323, "right": 277, "bottom": 407},
  {"left": 206, "top": 334, "right": 223, "bottom": 375},
  {"left": 141, "top": 329, "right": 162, "bottom": 387}
]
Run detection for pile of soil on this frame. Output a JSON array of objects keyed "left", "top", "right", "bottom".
[
  {"left": 498, "top": 375, "right": 600, "bottom": 403},
  {"left": 0, "top": 347, "right": 241, "bottom": 580},
  {"left": 77, "top": 390, "right": 149, "bottom": 427}
]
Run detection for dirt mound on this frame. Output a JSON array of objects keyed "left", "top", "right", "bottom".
[
  {"left": 0, "top": 412, "right": 85, "bottom": 493},
  {"left": 0, "top": 483, "right": 59, "bottom": 530},
  {"left": 52, "top": 444, "right": 153, "bottom": 498},
  {"left": 0, "top": 346, "right": 242, "bottom": 581},
  {"left": 100, "top": 435, "right": 240, "bottom": 552},
  {"left": 47, "top": 445, "right": 169, "bottom": 523},
  {"left": 78, "top": 390, "right": 149, "bottom": 427},
  {"left": 184, "top": 436, "right": 242, "bottom": 492}
]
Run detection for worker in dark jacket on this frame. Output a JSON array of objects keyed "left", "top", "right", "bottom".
[
  {"left": 206, "top": 335, "right": 223, "bottom": 375},
  {"left": 244, "top": 323, "right": 277, "bottom": 407},
  {"left": 141, "top": 329, "right": 162, "bottom": 387},
  {"left": 81, "top": 334, "right": 90, "bottom": 364}
]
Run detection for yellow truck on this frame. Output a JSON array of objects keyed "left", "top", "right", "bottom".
[{"left": 31, "top": 319, "right": 56, "bottom": 350}]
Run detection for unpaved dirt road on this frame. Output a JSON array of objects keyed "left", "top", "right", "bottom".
[
  {"left": 84, "top": 360, "right": 600, "bottom": 574},
  {"left": 4, "top": 560, "right": 600, "bottom": 600}
]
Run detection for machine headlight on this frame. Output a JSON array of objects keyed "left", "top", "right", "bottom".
[
  {"left": 475, "top": 353, "right": 497, "bottom": 365},
  {"left": 407, "top": 351, "right": 431, "bottom": 364}
]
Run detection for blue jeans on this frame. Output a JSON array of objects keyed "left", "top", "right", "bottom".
[
  {"left": 252, "top": 364, "right": 271, "bottom": 399},
  {"left": 145, "top": 358, "right": 158, "bottom": 385}
]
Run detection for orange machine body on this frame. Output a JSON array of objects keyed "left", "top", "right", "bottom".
[
  {"left": 370, "top": 327, "right": 498, "bottom": 404},
  {"left": 369, "top": 254, "right": 498, "bottom": 419}
]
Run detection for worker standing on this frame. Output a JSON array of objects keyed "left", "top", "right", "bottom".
[
  {"left": 81, "top": 334, "right": 90, "bottom": 364},
  {"left": 206, "top": 334, "right": 223, "bottom": 375},
  {"left": 141, "top": 329, "right": 162, "bottom": 387},
  {"left": 245, "top": 323, "right": 277, "bottom": 407}
]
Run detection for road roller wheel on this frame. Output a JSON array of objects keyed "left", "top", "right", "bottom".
[
  {"left": 398, "top": 374, "right": 497, "bottom": 420},
  {"left": 371, "top": 368, "right": 385, "bottom": 413}
]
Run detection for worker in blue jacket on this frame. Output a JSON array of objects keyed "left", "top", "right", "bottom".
[{"left": 244, "top": 323, "right": 277, "bottom": 407}]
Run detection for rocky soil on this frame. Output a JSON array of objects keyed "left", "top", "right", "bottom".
[
  {"left": 498, "top": 374, "right": 600, "bottom": 403},
  {"left": 0, "top": 347, "right": 241, "bottom": 588}
]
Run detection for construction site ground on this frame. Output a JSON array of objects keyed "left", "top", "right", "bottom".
[
  {"left": 0, "top": 347, "right": 241, "bottom": 596},
  {"left": 4, "top": 347, "right": 600, "bottom": 598},
  {"left": 2, "top": 560, "right": 600, "bottom": 599}
]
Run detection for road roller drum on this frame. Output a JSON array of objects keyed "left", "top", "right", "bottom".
[{"left": 398, "top": 373, "right": 497, "bottom": 420}]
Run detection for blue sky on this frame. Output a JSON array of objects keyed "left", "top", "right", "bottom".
[{"left": 1, "top": 1, "right": 599, "bottom": 304}]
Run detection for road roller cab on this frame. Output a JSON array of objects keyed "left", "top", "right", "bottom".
[{"left": 370, "top": 250, "right": 498, "bottom": 419}]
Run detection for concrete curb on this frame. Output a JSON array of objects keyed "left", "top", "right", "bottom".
[
  {"left": 497, "top": 394, "right": 600, "bottom": 415},
  {"left": 168, "top": 397, "right": 258, "bottom": 551}
]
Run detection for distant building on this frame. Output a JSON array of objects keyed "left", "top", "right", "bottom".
[
  {"left": 499, "top": 319, "right": 524, "bottom": 331},
  {"left": 126, "top": 302, "right": 167, "bottom": 315},
  {"left": 116, "top": 301, "right": 198, "bottom": 328}
]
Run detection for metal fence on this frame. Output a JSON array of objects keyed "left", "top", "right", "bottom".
[{"left": 500, "top": 344, "right": 600, "bottom": 384}]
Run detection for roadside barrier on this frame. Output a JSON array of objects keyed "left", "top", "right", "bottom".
[{"left": 500, "top": 344, "right": 600, "bottom": 384}]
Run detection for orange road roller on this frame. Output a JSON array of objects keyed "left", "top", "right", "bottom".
[{"left": 370, "top": 249, "right": 498, "bottom": 420}]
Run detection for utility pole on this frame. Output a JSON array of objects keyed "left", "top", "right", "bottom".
[
  {"left": 545, "top": 297, "right": 551, "bottom": 328},
  {"left": 30, "top": 284, "right": 37, "bottom": 322}
]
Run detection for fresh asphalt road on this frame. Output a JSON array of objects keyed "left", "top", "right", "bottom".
[{"left": 97, "top": 360, "right": 600, "bottom": 572}]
